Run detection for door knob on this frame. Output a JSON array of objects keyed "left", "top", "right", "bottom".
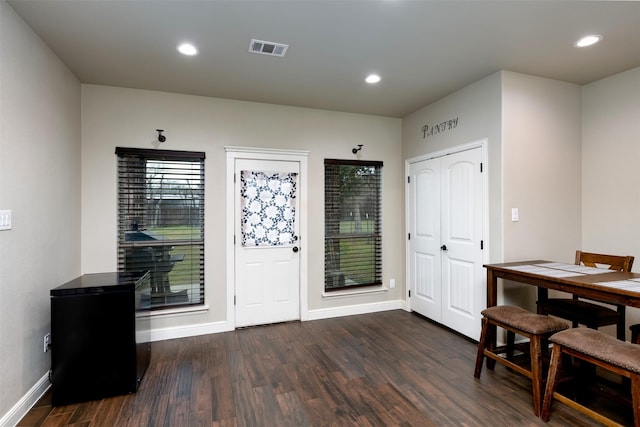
[
  {"left": 292, "top": 246, "right": 299, "bottom": 253},
  {"left": 440, "top": 244, "right": 447, "bottom": 251}
]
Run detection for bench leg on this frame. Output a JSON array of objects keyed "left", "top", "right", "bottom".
[
  {"left": 541, "top": 343, "right": 562, "bottom": 422},
  {"left": 530, "top": 335, "right": 544, "bottom": 417},
  {"left": 632, "top": 374, "right": 640, "bottom": 427}
]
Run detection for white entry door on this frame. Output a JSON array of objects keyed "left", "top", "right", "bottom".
[
  {"left": 234, "top": 158, "right": 301, "bottom": 327},
  {"left": 408, "top": 145, "right": 485, "bottom": 340}
]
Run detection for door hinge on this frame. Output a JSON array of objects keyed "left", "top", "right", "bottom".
[
  {"left": 480, "top": 163, "right": 483, "bottom": 173},
  {"left": 408, "top": 290, "right": 411, "bottom": 297},
  {"left": 407, "top": 176, "right": 410, "bottom": 184},
  {"left": 234, "top": 172, "right": 236, "bottom": 183},
  {"left": 481, "top": 240, "right": 484, "bottom": 250},
  {"left": 234, "top": 295, "right": 236, "bottom": 306},
  {"left": 408, "top": 233, "right": 411, "bottom": 240}
]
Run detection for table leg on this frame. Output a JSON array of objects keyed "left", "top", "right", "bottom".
[
  {"left": 537, "top": 288, "right": 548, "bottom": 314},
  {"left": 487, "top": 269, "right": 497, "bottom": 307},
  {"left": 486, "top": 269, "right": 498, "bottom": 369}
]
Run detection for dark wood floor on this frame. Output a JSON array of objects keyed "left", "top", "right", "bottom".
[{"left": 18, "top": 310, "right": 627, "bottom": 426}]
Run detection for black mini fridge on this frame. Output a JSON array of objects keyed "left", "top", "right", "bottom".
[{"left": 50, "top": 272, "right": 151, "bottom": 406}]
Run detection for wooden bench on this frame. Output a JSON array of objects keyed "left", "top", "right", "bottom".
[
  {"left": 474, "top": 305, "right": 569, "bottom": 417},
  {"left": 542, "top": 328, "right": 640, "bottom": 426}
]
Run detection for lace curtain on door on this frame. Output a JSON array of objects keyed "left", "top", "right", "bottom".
[{"left": 240, "top": 170, "right": 297, "bottom": 247}]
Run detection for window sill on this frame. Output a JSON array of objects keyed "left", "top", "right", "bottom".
[
  {"left": 322, "top": 286, "right": 388, "bottom": 299},
  {"left": 149, "top": 304, "right": 209, "bottom": 318}
]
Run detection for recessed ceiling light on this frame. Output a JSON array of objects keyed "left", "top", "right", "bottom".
[
  {"left": 365, "top": 74, "right": 381, "bottom": 84},
  {"left": 574, "top": 35, "right": 602, "bottom": 48},
  {"left": 177, "top": 43, "right": 198, "bottom": 56}
]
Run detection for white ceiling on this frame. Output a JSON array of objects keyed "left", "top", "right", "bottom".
[{"left": 8, "top": 0, "right": 640, "bottom": 118}]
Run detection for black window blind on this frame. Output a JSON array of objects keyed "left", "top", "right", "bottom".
[
  {"left": 116, "top": 147, "right": 205, "bottom": 309},
  {"left": 324, "top": 159, "right": 382, "bottom": 291}
]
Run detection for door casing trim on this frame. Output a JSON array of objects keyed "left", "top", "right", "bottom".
[
  {"left": 225, "top": 146, "right": 309, "bottom": 329},
  {"left": 404, "top": 139, "right": 489, "bottom": 314}
]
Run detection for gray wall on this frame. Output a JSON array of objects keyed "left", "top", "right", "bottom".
[
  {"left": 402, "top": 71, "right": 503, "bottom": 263},
  {"left": 501, "top": 71, "right": 582, "bottom": 310},
  {"left": 402, "top": 70, "right": 582, "bottom": 309},
  {"left": 80, "top": 84, "right": 404, "bottom": 333},
  {"left": 0, "top": 1, "right": 80, "bottom": 420},
  {"left": 582, "top": 66, "right": 640, "bottom": 337}
]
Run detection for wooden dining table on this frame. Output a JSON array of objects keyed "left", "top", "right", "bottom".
[
  {"left": 485, "top": 260, "right": 640, "bottom": 310},
  {"left": 484, "top": 260, "right": 640, "bottom": 353},
  {"left": 483, "top": 260, "right": 640, "bottom": 419}
]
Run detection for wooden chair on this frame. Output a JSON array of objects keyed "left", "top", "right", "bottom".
[
  {"left": 537, "top": 251, "right": 634, "bottom": 340},
  {"left": 542, "top": 328, "right": 640, "bottom": 425},
  {"left": 474, "top": 305, "right": 569, "bottom": 416}
]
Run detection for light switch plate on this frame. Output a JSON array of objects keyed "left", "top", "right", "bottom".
[
  {"left": 0, "top": 210, "right": 11, "bottom": 230},
  {"left": 511, "top": 208, "right": 519, "bottom": 222}
]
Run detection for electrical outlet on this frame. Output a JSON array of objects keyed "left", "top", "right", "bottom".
[
  {"left": 44, "top": 333, "right": 51, "bottom": 353},
  {"left": 390, "top": 278, "right": 396, "bottom": 288}
]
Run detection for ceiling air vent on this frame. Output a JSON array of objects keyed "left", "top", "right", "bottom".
[{"left": 249, "top": 39, "right": 289, "bottom": 57}]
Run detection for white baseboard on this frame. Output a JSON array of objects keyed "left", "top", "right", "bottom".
[
  {"left": 149, "top": 320, "right": 231, "bottom": 342},
  {"left": 0, "top": 372, "right": 50, "bottom": 427},
  {"left": 307, "top": 299, "right": 405, "bottom": 320},
  {"left": 148, "top": 302, "right": 408, "bottom": 341}
]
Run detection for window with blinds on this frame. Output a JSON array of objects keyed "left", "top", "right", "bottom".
[
  {"left": 324, "top": 159, "right": 382, "bottom": 291},
  {"left": 116, "top": 147, "right": 205, "bottom": 310}
]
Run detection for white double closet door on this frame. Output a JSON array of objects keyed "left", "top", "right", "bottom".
[{"left": 408, "top": 145, "right": 485, "bottom": 340}]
